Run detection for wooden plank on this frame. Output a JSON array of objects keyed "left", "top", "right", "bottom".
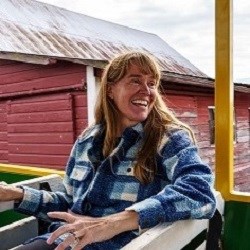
[
  {"left": 7, "top": 111, "right": 73, "bottom": 124},
  {"left": 0, "top": 63, "right": 85, "bottom": 85},
  {"left": 75, "top": 119, "right": 88, "bottom": 131},
  {"left": 0, "top": 150, "right": 8, "bottom": 160},
  {"left": 197, "top": 141, "right": 211, "bottom": 148},
  {"left": 8, "top": 154, "right": 68, "bottom": 167},
  {"left": 0, "top": 72, "right": 84, "bottom": 94},
  {"left": 8, "top": 132, "right": 74, "bottom": 144},
  {"left": 0, "top": 60, "right": 16, "bottom": 66},
  {"left": 122, "top": 220, "right": 208, "bottom": 250},
  {"left": 235, "top": 109, "right": 249, "bottom": 117},
  {"left": 165, "top": 98, "right": 197, "bottom": 109},
  {"left": 0, "top": 123, "right": 7, "bottom": 131},
  {"left": 74, "top": 94, "right": 87, "bottom": 106},
  {"left": 75, "top": 107, "right": 88, "bottom": 119},
  {"left": 122, "top": 192, "right": 224, "bottom": 250},
  {"left": 0, "top": 63, "right": 41, "bottom": 75},
  {"left": 236, "top": 121, "right": 249, "bottom": 129},
  {"left": 8, "top": 99, "right": 72, "bottom": 113},
  {"left": 8, "top": 144, "right": 72, "bottom": 155},
  {"left": 197, "top": 124, "right": 210, "bottom": 132},
  {"left": 9, "top": 93, "right": 73, "bottom": 104},
  {"left": 0, "top": 102, "right": 7, "bottom": 109},
  {"left": 0, "top": 113, "right": 7, "bottom": 121},
  {"left": 172, "top": 109, "right": 197, "bottom": 118},
  {"left": 0, "top": 132, "right": 7, "bottom": 141},
  {"left": 0, "top": 142, "right": 7, "bottom": 150},
  {"left": 178, "top": 117, "right": 197, "bottom": 125},
  {"left": 7, "top": 121, "right": 73, "bottom": 133},
  {"left": 196, "top": 115, "right": 210, "bottom": 123}
]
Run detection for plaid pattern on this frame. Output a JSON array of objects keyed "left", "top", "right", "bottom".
[{"left": 15, "top": 123, "right": 216, "bottom": 249}]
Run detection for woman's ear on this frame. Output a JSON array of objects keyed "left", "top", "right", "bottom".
[{"left": 107, "top": 85, "right": 114, "bottom": 99}]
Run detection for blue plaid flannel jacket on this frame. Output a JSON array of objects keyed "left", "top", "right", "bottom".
[{"left": 15, "top": 123, "right": 216, "bottom": 249}]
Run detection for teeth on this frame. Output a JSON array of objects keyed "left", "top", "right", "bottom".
[{"left": 131, "top": 100, "right": 148, "bottom": 106}]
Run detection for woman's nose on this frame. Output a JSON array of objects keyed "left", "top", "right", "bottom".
[{"left": 139, "top": 82, "right": 151, "bottom": 94}]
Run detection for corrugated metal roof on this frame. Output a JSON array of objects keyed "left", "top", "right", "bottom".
[{"left": 0, "top": 0, "right": 207, "bottom": 77}]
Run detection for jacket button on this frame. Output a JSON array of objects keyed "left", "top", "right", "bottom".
[{"left": 127, "top": 168, "right": 132, "bottom": 173}]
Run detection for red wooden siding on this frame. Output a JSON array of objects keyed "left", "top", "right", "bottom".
[
  {"left": 0, "top": 60, "right": 85, "bottom": 97},
  {"left": 74, "top": 93, "right": 88, "bottom": 137},
  {"left": 0, "top": 102, "right": 7, "bottom": 163},
  {"left": 164, "top": 92, "right": 250, "bottom": 192},
  {"left": 0, "top": 60, "right": 87, "bottom": 170},
  {"left": 164, "top": 94, "right": 215, "bottom": 166},
  {"left": 196, "top": 96, "right": 215, "bottom": 167},
  {"left": 234, "top": 92, "right": 250, "bottom": 192},
  {"left": 7, "top": 94, "right": 74, "bottom": 168}
]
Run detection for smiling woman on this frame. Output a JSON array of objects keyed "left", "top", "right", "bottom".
[
  {"left": 106, "top": 64, "right": 157, "bottom": 133},
  {"left": 0, "top": 51, "right": 216, "bottom": 250}
]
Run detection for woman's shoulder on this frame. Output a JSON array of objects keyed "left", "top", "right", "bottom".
[
  {"left": 166, "top": 127, "right": 192, "bottom": 141},
  {"left": 159, "top": 126, "right": 194, "bottom": 153},
  {"left": 77, "top": 124, "right": 104, "bottom": 143}
]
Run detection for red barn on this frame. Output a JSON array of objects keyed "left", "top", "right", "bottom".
[{"left": 0, "top": 0, "right": 249, "bottom": 191}]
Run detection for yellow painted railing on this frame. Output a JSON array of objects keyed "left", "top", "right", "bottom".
[
  {"left": 215, "top": 0, "right": 250, "bottom": 202},
  {"left": 0, "top": 163, "right": 65, "bottom": 178}
]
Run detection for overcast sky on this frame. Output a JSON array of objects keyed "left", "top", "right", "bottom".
[{"left": 38, "top": 0, "right": 250, "bottom": 82}]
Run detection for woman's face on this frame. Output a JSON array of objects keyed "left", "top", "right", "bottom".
[{"left": 108, "top": 64, "right": 157, "bottom": 131}]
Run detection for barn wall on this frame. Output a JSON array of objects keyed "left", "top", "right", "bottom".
[
  {"left": 0, "top": 60, "right": 87, "bottom": 170},
  {"left": 234, "top": 92, "right": 250, "bottom": 192},
  {"left": 164, "top": 94, "right": 214, "bottom": 166},
  {"left": 164, "top": 92, "right": 250, "bottom": 192},
  {"left": 0, "top": 60, "right": 85, "bottom": 96}
]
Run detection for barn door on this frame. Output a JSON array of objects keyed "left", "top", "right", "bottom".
[{"left": 6, "top": 93, "right": 75, "bottom": 170}]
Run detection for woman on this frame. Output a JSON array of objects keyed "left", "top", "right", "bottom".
[{"left": 0, "top": 51, "right": 216, "bottom": 250}]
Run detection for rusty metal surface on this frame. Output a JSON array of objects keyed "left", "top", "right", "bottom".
[{"left": 0, "top": 0, "right": 207, "bottom": 77}]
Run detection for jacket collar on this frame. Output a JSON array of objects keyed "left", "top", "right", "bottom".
[{"left": 78, "top": 122, "right": 144, "bottom": 143}]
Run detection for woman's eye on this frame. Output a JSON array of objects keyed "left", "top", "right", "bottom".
[
  {"left": 148, "top": 82, "right": 156, "bottom": 88},
  {"left": 131, "top": 79, "right": 141, "bottom": 85}
]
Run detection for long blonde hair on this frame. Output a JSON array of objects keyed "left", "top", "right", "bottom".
[{"left": 94, "top": 51, "right": 194, "bottom": 184}]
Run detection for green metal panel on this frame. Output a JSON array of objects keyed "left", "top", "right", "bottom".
[
  {"left": 0, "top": 172, "right": 37, "bottom": 226},
  {"left": 223, "top": 201, "right": 250, "bottom": 250},
  {"left": 0, "top": 210, "right": 28, "bottom": 227},
  {"left": 0, "top": 172, "right": 36, "bottom": 184}
]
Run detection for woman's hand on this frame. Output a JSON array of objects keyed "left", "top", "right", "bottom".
[
  {"left": 0, "top": 182, "right": 24, "bottom": 201},
  {"left": 47, "top": 210, "right": 139, "bottom": 250}
]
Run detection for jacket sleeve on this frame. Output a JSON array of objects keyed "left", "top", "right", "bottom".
[
  {"left": 126, "top": 129, "right": 216, "bottom": 229},
  {"left": 14, "top": 140, "right": 79, "bottom": 220}
]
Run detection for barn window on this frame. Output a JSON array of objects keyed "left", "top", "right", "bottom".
[
  {"left": 208, "top": 107, "right": 215, "bottom": 144},
  {"left": 208, "top": 106, "right": 237, "bottom": 144}
]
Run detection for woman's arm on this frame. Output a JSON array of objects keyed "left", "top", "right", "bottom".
[
  {"left": 0, "top": 183, "right": 24, "bottom": 201},
  {"left": 12, "top": 140, "right": 80, "bottom": 219},
  {"left": 126, "top": 129, "right": 216, "bottom": 230},
  {"left": 47, "top": 210, "right": 139, "bottom": 250}
]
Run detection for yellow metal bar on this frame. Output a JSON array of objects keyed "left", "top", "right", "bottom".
[
  {"left": 215, "top": 0, "right": 234, "bottom": 200},
  {"left": 229, "top": 191, "right": 250, "bottom": 202},
  {"left": 215, "top": 1, "right": 249, "bottom": 202},
  {"left": 0, "top": 163, "right": 65, "bottom": 177}
]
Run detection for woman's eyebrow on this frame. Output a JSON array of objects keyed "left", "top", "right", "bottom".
[
  {"left": 128, "top": 74, "right": 141, "bottom": 78},
  {"left": 128, "top": 74, "right": 155, "bottom": 79}
]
